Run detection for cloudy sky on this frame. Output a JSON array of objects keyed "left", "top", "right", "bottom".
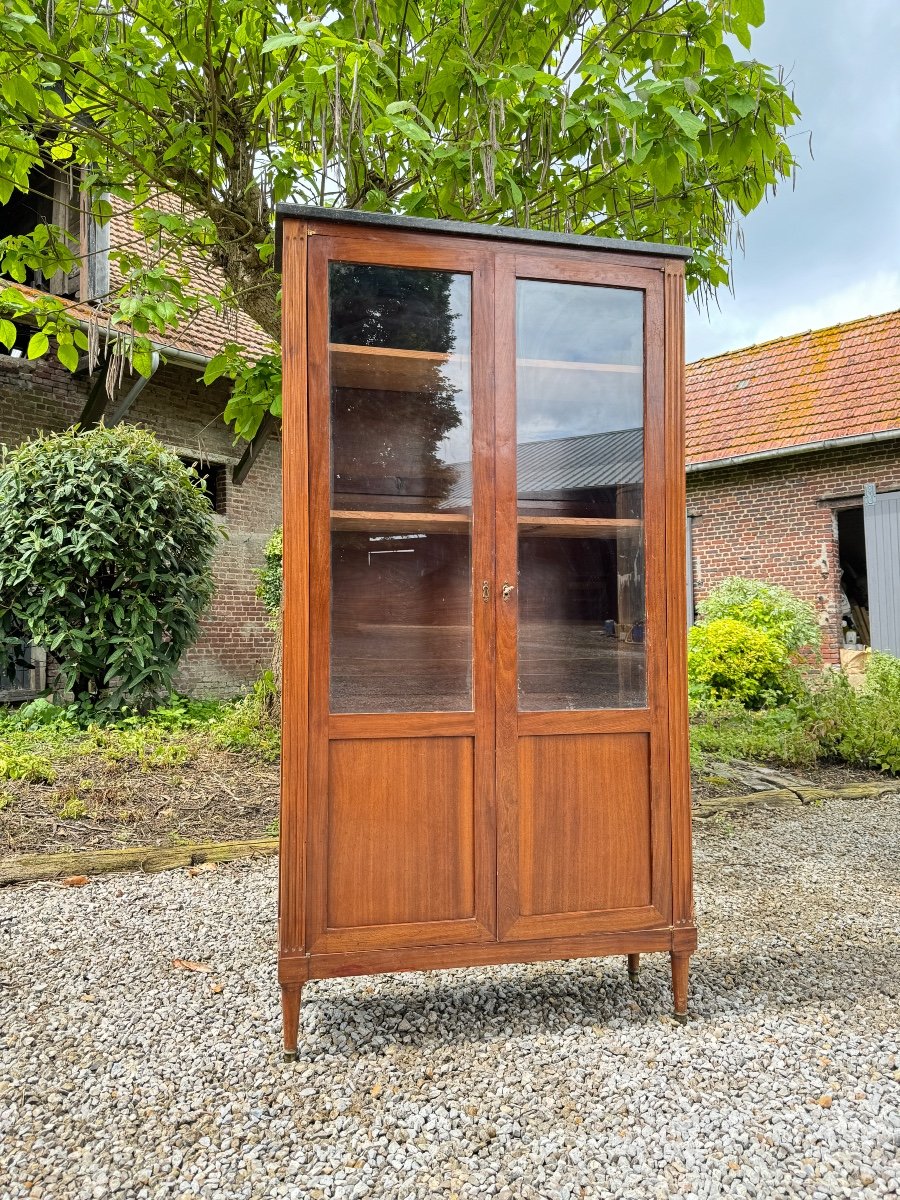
[{"left": 685, "top": 1, "right": 900, "bottom": 363}]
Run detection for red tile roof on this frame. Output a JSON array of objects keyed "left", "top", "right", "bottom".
[
  {"left": 686, "top": 308, "right": 900, "bottom": 467},
  {"left": 106, "top": 201, "right": 272, "bottom": 361}
]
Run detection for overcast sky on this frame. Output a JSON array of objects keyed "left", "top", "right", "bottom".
[{"left": 685, "top": 1, "right": 900, "bottom": 363}]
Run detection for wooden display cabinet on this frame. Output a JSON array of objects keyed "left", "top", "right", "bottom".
[{"left": 275, "top": 207, "right": 695, "bottom": 1058}]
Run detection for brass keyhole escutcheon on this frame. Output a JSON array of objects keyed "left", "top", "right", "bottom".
[
  {"left": 482, "top": 581, "right": 490, "bottom": 602},
  {"left": 502, "top": 582, "right": 514, "bottom": 601}
]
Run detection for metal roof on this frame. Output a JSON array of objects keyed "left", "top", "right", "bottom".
[
  {"left": 442, "top": 428, "right": 642, "bottom": 506},
  {"left": 517, "top": 428, "right": 643, "bottom": 493},
  {"left": 275, "top": 205, "right": 691, "bottom": 269}
]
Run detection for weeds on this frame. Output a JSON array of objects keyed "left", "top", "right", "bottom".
[
  {"left": 56, "top": 792, "right": 89, "bottom": 820},
  {"left": 0, "top": 748, "right": 57, "bottom": 783},
  {"left": 691, "top": 654, "right": 900, "bottom": 776},
  {"left": 0, "top": 681, "right": 282, "bottom": 780}
]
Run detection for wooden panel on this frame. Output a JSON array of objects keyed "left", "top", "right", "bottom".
[
  {"left": 513, "top": 254, "right": 659, "bottom": 290},
  {"left": 518, "top": 709, "right": 650, "bottom": 736},
  {"left": 278, "top": 220, "right": 309, "bottom": 956},
  {"left": 325, "top": 737, "right": 475, "bottom": 929},
  {"left": 306, "top": 219, "right": 675, "bottom": 274},
  {"left": 329, "top": 712, "right": 476, "bottom": 739},
  {"left": 308, "top": 924, "right": 687, "bottom": 981},
  {"left": 644, "top": 271, "right": 675, "bottom": 927},
  {"left": 664, "top": 261, "right": 694, "bottom": 930},
  {"left": 517, "top": 734, "right": 652, "bottom": 919},
  {"left": 493, "top": 251, "right": 520, "bottom": 939}
]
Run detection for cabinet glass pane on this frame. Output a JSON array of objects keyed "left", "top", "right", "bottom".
[
  {"left": 516, "top": 279, "right": 645, "bottom": 710},
  {"left": 328, "top": 263, "right": 473, "bottom": 713}
]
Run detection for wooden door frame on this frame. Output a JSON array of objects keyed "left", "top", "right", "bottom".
[
  {"left": 301, "top": 229, "right": 498, "bottom": 954},
  {"left": 493, "top": 252, "right": 673, "bottom": 941}
]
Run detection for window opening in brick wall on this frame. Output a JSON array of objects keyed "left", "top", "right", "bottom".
[
  {"left": 0, "top": 642, "right": 47, "bottom": 700},
  {"left": 180, "top": 457, "right": 227, "bottom": 515},
  {"left": 836, "top": 506, "right": 870, "bottom": 647},
  {"left": 0, "top": 322, "right": 31, "bottom": 358},
  {"left": 0, "top": 161, "right": 109, "bottom": 302}
]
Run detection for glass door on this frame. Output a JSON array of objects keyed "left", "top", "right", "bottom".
[
  {"left": 495, "top": 255, "right": 673, "bottom": 941},
  {"left": 305, "top": 234, "right": 496, "bottom": 954}
]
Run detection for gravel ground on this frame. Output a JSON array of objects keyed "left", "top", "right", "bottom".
[{"left": 1, "top": 793, "right": 898, "bottom": 1200}]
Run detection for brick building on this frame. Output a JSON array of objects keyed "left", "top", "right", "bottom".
[
  {"left": 4, "top": 197, "right": 898, "bottom": 699},
  {"left": 0, "top": 197, "right": 282, "bottom": 699},
  {"left": 685, "top": 309, "right": 900, "bottom": 661}
]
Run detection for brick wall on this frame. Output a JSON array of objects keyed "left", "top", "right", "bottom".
[
  {"left": 687, "top": 440, "right": 900, "bottom": 662},
  {"left": 0, "top": 354, "right": 280, "bottom": 697}
]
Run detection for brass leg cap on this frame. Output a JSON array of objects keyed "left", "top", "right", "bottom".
[
  {"left": 282, "top": 1051, "right": 297, "bottom": 1063},
  {"left": 673, "top": 1012, "right": 689, "bottom": 1025}
]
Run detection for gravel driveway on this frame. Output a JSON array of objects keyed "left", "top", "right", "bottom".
[{"left": 1, "top": 794, "right": 899, "bottom": 1200}]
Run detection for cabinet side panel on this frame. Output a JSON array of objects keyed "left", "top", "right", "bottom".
[
  {"left": 664, "top": 262, "right": 693, "bottom": 928},
  {"left": 517, "top": 733, "right": 652, "bottom": 916},
  {"left": 325, "top": 737, "right": 475, "bottom": 928},
  {"left": 279, "top": 220, "right": 309, "bottom": 956}
]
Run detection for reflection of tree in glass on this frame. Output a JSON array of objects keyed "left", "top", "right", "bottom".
[{"left": 330, "top": 265, "right": 466, "bottom": 509}]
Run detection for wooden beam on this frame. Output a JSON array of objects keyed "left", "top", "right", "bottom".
[
  {"left": 78, "top": 355, "right": 113, "bottom": 427},
  {"left": 0, "top": 837, "right": 279, "bottom": 887},
  {"left": 233, "top": 411, "right": 278, "bottom": 486},
  {"left": 107, "top": 351, "right": 160, "bottom": 425}
]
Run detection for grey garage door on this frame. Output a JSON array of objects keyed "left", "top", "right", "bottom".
[{"left": 864, "top": 486, "right": 900, "bottom": 656}]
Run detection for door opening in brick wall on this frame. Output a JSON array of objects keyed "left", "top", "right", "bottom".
[{"left": 836, "top": 507, "right": 870, "bottom": 647}]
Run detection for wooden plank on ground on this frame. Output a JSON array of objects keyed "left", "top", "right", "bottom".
[{"left": 0, "top": 838, "right": 279, "bottom": 887}]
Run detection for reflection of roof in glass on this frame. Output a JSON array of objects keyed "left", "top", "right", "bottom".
[{"left": 443, "top": 428, "right": 642, "bottom": 506}]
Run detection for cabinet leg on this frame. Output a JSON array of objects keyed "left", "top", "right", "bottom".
[
  {"left": 670, "top": 952, "right": 690, "bottom": 1023},
  {"left": 281, "top": 982, "right": 303, "bottom": 1062},
  {"left": 627, "top": 953, "right": 641, "bottom": 981}
]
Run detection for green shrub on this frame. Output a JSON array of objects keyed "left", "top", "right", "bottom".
[
  {"left": 0, "top": 424, "right": 219, "bottom": 710},
  {"left": 816, "top": 655, "right": 900, "bottom": 774},
  {"left": 697, "top": 577, "right": 819, "bottom": 656},
  {"left": 689, "top": 651, "right": 900, "bottom": 776},
  {"left": 688, "top": 617, "right": 798, "bottom": 709},
  {"left": 256, "top": 527, "right": 283, "bottom": 626}
]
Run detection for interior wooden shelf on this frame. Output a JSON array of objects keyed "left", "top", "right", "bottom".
[
  {"left": 518, "top": 516, "right": 642, "bottom": 538},
  {"left": 330, "top": 511, "right": 641, "bottom": 538},
  {"left": 330, "top": 343, "right": 466, "bottom": 391},
  {"left": 517, "top": 357, "right": 642, "bottom": 375},
  {"left": 329, "top": 343, "right": 640, "bottom": 391},
  {"left": 331, "top": 509, "right": 470, "bottom": 534}
]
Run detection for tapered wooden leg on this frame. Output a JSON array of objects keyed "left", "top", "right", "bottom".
[
  {"left": 627, "top": 953, "right": 641, "bottom": 981},
  {"left": 281, "top": 982, "right": 303, "bottom": 1062},
  {"left": 670, "top": 951, "right": 690, "bottom": 1023}
]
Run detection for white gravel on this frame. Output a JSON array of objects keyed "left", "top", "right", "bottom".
[{"left": 1, "top": 793, "right": 899, "bottom": 1200}]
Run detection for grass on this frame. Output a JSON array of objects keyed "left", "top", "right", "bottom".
[{"left": 0, "top": 674, "right": 281, "bottom": 782}]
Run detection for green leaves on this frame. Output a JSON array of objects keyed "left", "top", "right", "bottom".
[
  {"left": 56, "top": 342, "right": 79, "bottom": 371},
  {"left": 0, "top": 0, "right": 799, "bottom": 437},
  {"left": 0, "top": 425, "right": 220, "bottom": 709},
  {"left": 26, "top": 331, "right": 48, "bottom": 358},
  {"left": 0, "top": 319, "right": 15, "bottom": 350}
]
